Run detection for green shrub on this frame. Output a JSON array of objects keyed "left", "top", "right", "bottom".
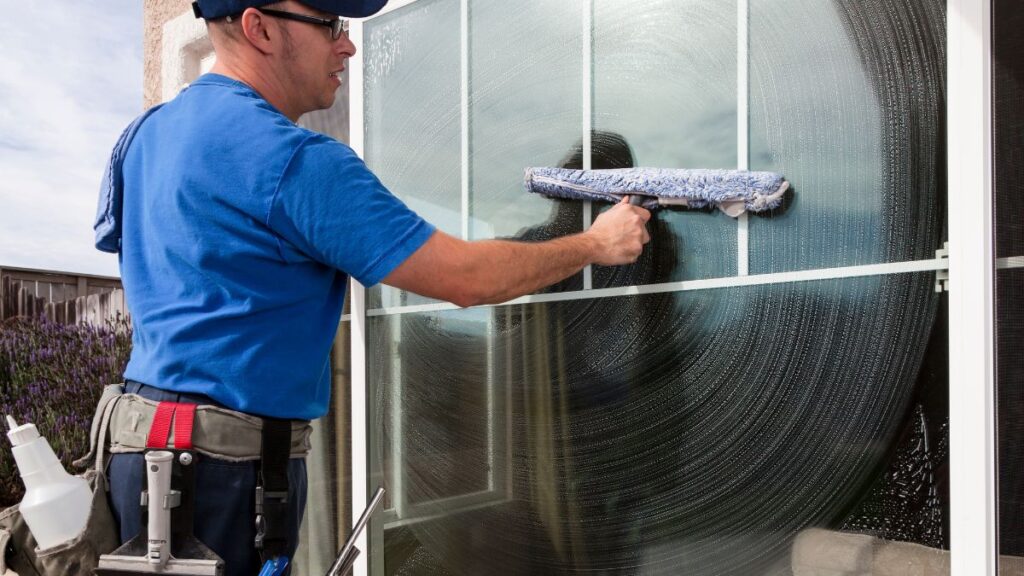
[{"left": 0, "top": 315, "right": 131, "bottom": 507}]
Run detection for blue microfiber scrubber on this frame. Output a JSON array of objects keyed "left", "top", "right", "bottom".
[{"left": 524, "top": 167, "right": 789, "bottom": 217}]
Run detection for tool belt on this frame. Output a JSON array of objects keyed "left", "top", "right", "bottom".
[
  {"left": 100, "top": 383, "right": 312, "bottom": 564},
  {"left": 1, "top": 383, "right": 314, "bottom": 575},
  {"left": 105, "top": 390, "right": 313, "bottom": 462}
]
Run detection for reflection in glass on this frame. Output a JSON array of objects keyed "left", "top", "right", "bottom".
[
  {"left": 519, "top": 132, "right": 686, "bottom": 294},
  {"left": 748, "top": 0, "right": 945, "bottom": 273},
  {"left": 368, "top": 273, "right": 942, "bottom": 574},
  {"left": 593, "top": 0, "right": 738, "bottom": 283},
  {"left": 363, "top": 0, "right": 461, "bottom": 309},
  {"left": 369, "top": 308, "right": 493, "bottom": 510},
  {"left": 468, "top": 0, "right": 584, "bottom": 244}
]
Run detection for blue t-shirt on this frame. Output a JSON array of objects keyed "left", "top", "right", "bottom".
[{"left": 117, "top": 74, "right": 434, "bottom": 419}]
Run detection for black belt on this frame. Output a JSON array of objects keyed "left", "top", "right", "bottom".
[{"left": 125, "top": 380, "right": 226, "bottom": 408}]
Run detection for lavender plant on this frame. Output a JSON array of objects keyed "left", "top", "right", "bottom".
[{"left": 0, "top": 315, "right": 131, "bottom": 507}]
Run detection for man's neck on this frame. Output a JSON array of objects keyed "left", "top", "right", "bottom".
[{"left": 209, "top": 60, "right": 301, "bottom": 122}]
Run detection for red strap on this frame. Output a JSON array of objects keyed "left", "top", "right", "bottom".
[
  {"left": 173, "top": 403, "right": 196, "bottom": 450},
  {"left": 146, "top": 402, "right": 176, "bottom": 448}
]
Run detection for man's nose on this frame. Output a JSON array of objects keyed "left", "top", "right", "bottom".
[{"left": 336, "top": 34, "right": 356, "bottom": 58}]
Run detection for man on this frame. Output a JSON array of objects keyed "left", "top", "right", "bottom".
[{"left": 95, "top": 0, "right": 650, "bottom": 574}]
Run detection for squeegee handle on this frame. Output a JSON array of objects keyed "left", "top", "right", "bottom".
[
  {"left": 628, "top": 194, "right": 651, "bottom": 207},
  {"left": 326, "top": 487, "right": 386, "bottom": 576}
]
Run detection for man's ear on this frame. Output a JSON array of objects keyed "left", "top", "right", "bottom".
[{"left": 239, "top": 8, "right": 275, "bottom": 54}]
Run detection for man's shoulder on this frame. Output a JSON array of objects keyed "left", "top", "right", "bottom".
[
  {"left": 147, "top": 93, "right": 335, "bottom": 163},
  {"left": 293, "top": 131, "right": 358, "bottom": 160},
  {"left": 151, "top": 80, "right": 299, "bottom": 140},
  {"left": 284, "top": 131, "right": 366, "bottom": 178}
]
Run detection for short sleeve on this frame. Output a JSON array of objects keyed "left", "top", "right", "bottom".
[{"left": 267, "top": 135, "right": 435, "bottom": 286}]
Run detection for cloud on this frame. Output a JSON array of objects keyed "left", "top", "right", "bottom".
[{"left": 0, "top": 1, "right": 143, "bottom": 276}]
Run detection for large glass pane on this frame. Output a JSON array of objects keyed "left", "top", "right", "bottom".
[
  {"left": 593, "top": 0, "right": 738, "bottom": 283},
  {"left": 363, "top": 0, "right": 461, "bottom": 309},
  {"left": 469, "top": 0, "right": 584, "bottom": 258},
  {"left": 748, "top": 0, "right": 945, "bottom": 273},
  {"left": 367, "top": 272, "right": 946, "bottom": 575},
  {"left": 994, "top": 0, "right": 1024, "bottom": 568},
  {"left": 368, "top": 308, "right": 494, "bottom": 511}
]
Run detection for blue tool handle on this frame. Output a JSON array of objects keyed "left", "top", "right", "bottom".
[{"left": 259, "top": 556, "right": 289, "bottom": 576}]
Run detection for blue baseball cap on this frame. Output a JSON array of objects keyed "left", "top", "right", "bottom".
[{"left": 192, "top": 0, "right": 388, "bottom": 19}]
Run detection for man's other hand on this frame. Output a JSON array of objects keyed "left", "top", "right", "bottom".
[{"left": 586, "top": 196, "right": 652, "bottom": 266}]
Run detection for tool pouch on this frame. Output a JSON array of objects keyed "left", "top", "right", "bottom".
[
  {"left": 0, "top": 471, "right": 119, "bottom": 576},
  {"left": 0, "top": 385, "right": 123, "bottom": 576}
]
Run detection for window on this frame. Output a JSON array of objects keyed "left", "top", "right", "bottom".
[{"left": 348, "top": 1, "right": 956, "bottom": 574}]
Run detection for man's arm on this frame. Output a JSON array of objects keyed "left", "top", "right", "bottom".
[{"left": 383, "top": 197, "right": 651, "bottom": 307}]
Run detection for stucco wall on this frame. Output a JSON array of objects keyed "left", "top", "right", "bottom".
[
  {"left": 143, "top": 0, "right": 192, "bottom": 109},
  {"left": 141, "top": 0, "right": 346, "bottom": 142}
]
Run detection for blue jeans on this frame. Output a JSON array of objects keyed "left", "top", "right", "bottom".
[{"left": 108, "top": 382, "right": 307, "bottom": 576}]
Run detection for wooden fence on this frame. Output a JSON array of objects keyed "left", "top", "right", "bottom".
[{"left": 0, "top": 267, "right": 126, "bottom": 326}]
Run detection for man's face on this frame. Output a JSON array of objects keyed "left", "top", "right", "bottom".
[{"left": 273, "top": 1, "right": 356, "bottom": 115}]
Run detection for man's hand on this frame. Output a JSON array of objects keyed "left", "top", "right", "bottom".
[{"left": 585, "top": 196, "right": 652, "bottom": 266}]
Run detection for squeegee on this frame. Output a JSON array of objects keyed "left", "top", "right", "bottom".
[
  {"left": 95, "top": 451, "right": 223, "bottom": 575},
  {"left": 524, "top": 167, "right": 789, "bottom": 217}
]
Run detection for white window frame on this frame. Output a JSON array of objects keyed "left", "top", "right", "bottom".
[
  {"left": 946, "top": 0, "right": 997, "bottom": 574},
  {"left": 347, "top": 1, "right": 1005, "bottom": 575}
]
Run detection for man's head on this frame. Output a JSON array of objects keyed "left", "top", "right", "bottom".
[
  {"left": 193, "top": 0, "right": 387, "bottom": 20},
  {"left": 196, "top": 0, "right": 387, "bottom": 120}
]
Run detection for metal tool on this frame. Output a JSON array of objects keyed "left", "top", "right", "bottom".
[
  {"left": 325, "top": 487, "right": 386, "bottom": 576},
  {"left": 96, "top": 450, "right": 224, "bottom": 575}
]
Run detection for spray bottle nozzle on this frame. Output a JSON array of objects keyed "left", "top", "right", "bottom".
[{"left": 6, "top": 415, "right": 39, "bottom": 446}]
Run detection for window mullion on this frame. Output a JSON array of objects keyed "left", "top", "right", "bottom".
[
  {"left": 582, "top": 0, "right": 593, "bottom": 290},
  {"left": 737, "top": 0, "right": 750, "bottom": 276},
  {"left": 348, "top": 18, "right": 372, "bottom": 576}
]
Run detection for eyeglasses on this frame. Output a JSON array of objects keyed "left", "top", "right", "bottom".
[{"left": 250, "top": 8, "right": 349, "bottom": 40}]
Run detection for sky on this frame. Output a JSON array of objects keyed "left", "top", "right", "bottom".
[{"left": 0, "top": 1, "right": 143, "bottom": 277}]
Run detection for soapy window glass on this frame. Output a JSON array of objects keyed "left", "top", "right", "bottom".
[{"left": 358, "top": 1, "right": 950, "bottom": 574}]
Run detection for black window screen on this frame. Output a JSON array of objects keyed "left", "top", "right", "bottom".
[{"left": 994, "top": 0, "right": 1024, "bottom": 569}]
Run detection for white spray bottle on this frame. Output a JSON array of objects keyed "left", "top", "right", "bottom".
[{"left": 5, "top": 415, "right": 91, "bottom": 550}]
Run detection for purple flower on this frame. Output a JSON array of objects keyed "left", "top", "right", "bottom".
[{"left": 0, "top": 317, "right": 132, "bottom": 506}]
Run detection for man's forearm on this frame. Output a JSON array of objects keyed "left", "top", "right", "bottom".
[
  {"left": 458, "top": 233, "right": 599, "bottom": 305},
  {"left": 382, "top": 199, "right": 649, "bottom": 307}
]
